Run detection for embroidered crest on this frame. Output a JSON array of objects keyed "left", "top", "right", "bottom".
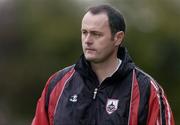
[{"left": 106, "top": 99, "right": 119, "bottom": 114}]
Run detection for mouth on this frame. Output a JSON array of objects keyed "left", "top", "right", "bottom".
[
  {"left": 85, "top": 48, "right": 96, "bottom": 51},
  {"left": 85, "top": 49, "right": 96, "bottom": 54}
]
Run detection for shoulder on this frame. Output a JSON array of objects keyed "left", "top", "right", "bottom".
[
  {"left": 134, "top": 66, "right": 165, "bottom": 97},
  {"left": 135, "top": 66, "right": 158, "bottom": 85},
  {"left": 45, "top": 64, "right": 75, "bottom": 109},
  {"left": 134, "top": 66, "right": 161, "bottom": 95},
  {"left": 48, "top": 64, "right": 75, "bottom": 92},
  {"left": 52, "top": 65, "right": 75, "bottom": 82}
]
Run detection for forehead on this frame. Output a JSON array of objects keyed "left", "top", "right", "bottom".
[{"left": 81, "top": 12, "right": 109, "bottom": 30}]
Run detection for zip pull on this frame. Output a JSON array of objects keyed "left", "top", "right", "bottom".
[{"left": 93, "top": 88, "right": 98, "bottom": 99}]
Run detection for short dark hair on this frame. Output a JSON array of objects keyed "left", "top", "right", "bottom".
[{"left": 87, "top": 4, "right": 126, "bottom": 36}]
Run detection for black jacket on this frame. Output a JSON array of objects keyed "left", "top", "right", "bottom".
[{"left": 32, "top": 47, "right": 174, "bottom": 125}]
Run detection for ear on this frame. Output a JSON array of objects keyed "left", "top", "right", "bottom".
[{"left": 114, "top": 31, "right": 124, "bottom": 46}]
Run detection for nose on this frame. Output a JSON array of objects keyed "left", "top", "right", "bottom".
[{"left": 84, "top": 33, "right": 93, "bottom": 45}]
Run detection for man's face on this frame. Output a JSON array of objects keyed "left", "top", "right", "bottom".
[{"left": 81, "top": 12, "right": 118, "bottom": 63}]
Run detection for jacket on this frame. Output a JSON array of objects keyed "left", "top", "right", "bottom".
[{"left": 32, "top": 47, "right": 174, "bottom": 125}]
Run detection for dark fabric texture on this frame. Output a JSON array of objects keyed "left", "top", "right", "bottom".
[{"left": 46, "top": 47, "right": 154, "bottom": 125}]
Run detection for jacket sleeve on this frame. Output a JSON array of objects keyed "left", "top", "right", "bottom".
[
  {"left": 32, "top": 73, "right": 57, "bottom": 125},
  {"left": 146, "top": 80, "right": 175, "bottom": 125}
]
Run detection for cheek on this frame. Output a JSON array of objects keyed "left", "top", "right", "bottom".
[
  {"left": 99, "top": 40, "right": 113, "bottom": 50},
  {"left": 82, "top": 43, "right": 85, "bottom": 52},
  {"left": 81, "top": 37, "right": 85, "bottom": 47},
  {"left": 98, "top": 42, "right": 115, "bottom": 55},
  {"left": 81, "top": 35, "right": 84, "bottom": 41},
  {"left": 81, "top": 36, "right": 83, "bottom": 44}
]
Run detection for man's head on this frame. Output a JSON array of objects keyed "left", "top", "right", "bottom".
[
  {"left": 87, "top": 4, "right": 126, "bottom": 37},
  {"left": 81, "top": 4, "right": 125, "bottom": 63}
]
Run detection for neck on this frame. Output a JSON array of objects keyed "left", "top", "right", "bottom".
[{"left": 91, "top": 56, "right": 121, "bottom": 84}]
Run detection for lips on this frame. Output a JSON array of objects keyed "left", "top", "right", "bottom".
[{"left": 85, "top": 48, "right": 96, "bottom": 51}]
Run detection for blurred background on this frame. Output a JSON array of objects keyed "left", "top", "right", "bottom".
[{"left": 0, "top": 0, "right": 179, "bottom": 124}]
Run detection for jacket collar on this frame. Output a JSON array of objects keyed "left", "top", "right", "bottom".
[{"left": 75, "top": 47, "right": 135, "bottom": 82}]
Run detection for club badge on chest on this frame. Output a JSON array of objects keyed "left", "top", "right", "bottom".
[{"left": 106, "top": 99, "right": 119, "bottom": 114}]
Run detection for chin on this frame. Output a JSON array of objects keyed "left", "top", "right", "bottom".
[
  {"left": 85, "top": 57, "right": 94, "bottom": 61},
  {"left": 85, "top": 57, "right": 102, "bottom": 63},
  {"left": 85, "top": 55, "right": 96, "bottom": 61}
]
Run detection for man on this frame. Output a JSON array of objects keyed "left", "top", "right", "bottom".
[{"left": 32, "top": 4, "right": 175, "bottom": 125}]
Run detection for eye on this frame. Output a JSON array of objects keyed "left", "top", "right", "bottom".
[
  {"left": 81, "top": 30, "right": 87, "bottom": 35},
  {"left": 92, "top": 32, "right": 102, "bottom": 38}
]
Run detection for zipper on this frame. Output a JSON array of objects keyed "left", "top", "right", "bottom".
[
  {"left": 93, "top": 88, "right": 98, "bottom": 99},
  {"left": 92, "top": 81, "right": 105, "bottom": 124},
  {"left": 92, "top": 87, "right": 99, "bottom": 125},
  {"left": 92, "top": 80, "right": 104, "bottom": 100}
]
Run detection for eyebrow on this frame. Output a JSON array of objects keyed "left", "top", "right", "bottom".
[{"left": 81, "top": 29, "right": 102, "bottom": 33}]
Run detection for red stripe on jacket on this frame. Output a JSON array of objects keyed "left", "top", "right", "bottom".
[
  {"left": 32, "top": 68, "right": 75, "bottom": 125},
  {"left": 48, "top": 68, "right": 75, "bottom": 125},
  {"left": 147, "top": 80, "right": 175, "bottom": 125},
  {"left": 128, "top": 70, "right": 140, "bottom": 125},
  {"left": 161, "top": 85, "right": 175, "bottom": 125},
  {"left": 32, "top": 73, "right": 57, "bottom": 125}
]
